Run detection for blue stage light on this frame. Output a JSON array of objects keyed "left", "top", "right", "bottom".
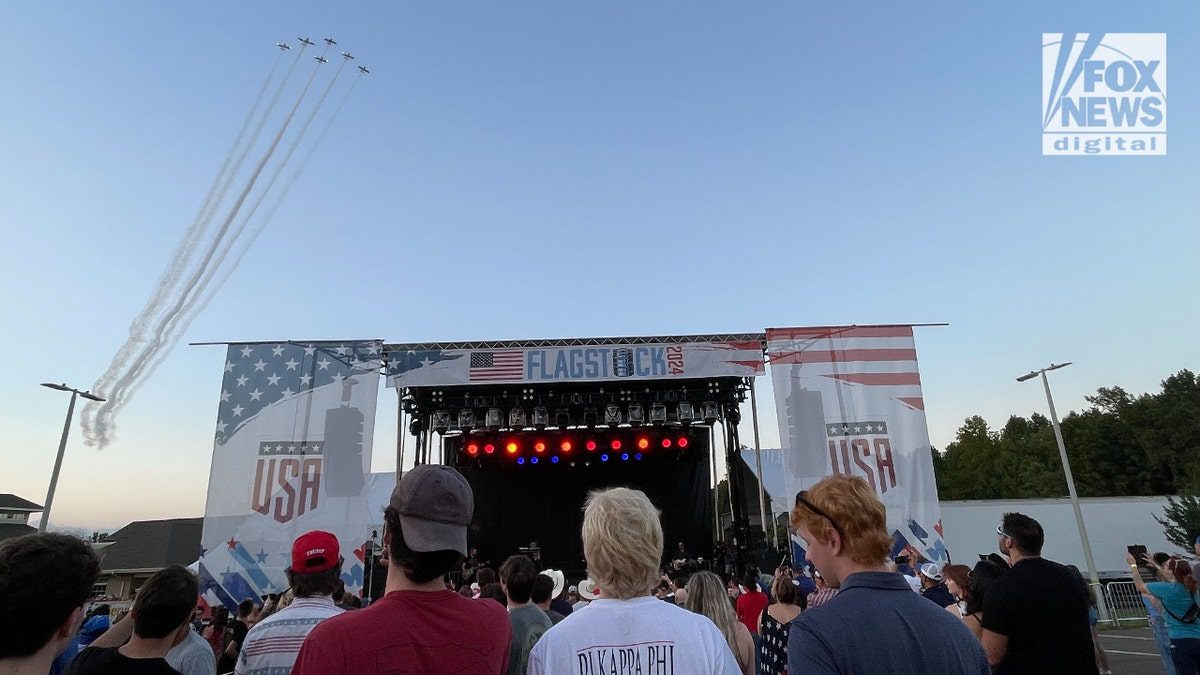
[
  {"left": 531, "top": 457, "right": 539, "bottom": 465},
  {"left": 635, "top": 453, "right": 643, "bottom": 460},
  {"left": 600, "top": 454, "right": 609, "bottom": 462},
  {"left": 517, "top": 457, "right": 525, "bottom": 465},
  {"left": 621, "top": 453, "right": 629, "bottom": 461},
  {"left": 551, "top": 456, "right": 559, "bottom": 464}
]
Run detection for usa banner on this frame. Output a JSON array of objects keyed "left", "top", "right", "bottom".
[
  {"left": 766, "top": 326, "right": 946, "bottom": 564},
  {"left": 197, "top": 341, "right": 382, "bottom": 611}
]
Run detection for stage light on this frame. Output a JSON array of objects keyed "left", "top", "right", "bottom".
[
  {"left": 610, "top": 439, "right": 622, "bottom": 451},
  {"left": 505, "top": 441, "right": 519, "bottom": 455},
  {"left": 583, "top": 407, "right": 600, "bottom": 427},
  {"left": 621, "top": 453, "right": 629, "bottom": 461},
  {"left": 600, "top": 454, "right": 609, "bottom": 462},
  {"left": 702, "top": 401, "right": 719, "bottom": 424},
  {"left": 517, "top": 457, "right": 525, "bottom": 465},
  {"left": 534, "top": 441, "right": 546, "bottom": 453},
  {"left": 509, "top": 408, "right": 527, "bottom": 429},
  {"left": 531, "top": 457, "right": 539, "bottom": 465},
  {"left": 432, "top": 410, "right": 451, "bottom": 433},
  {"left": 604, "top": 404, "right": 622, "bottom": 427},
  {"left": 636, "top": 437, "right": 650, "bottom": 450},
  {"left": 649, "top": 403, "right": 668, "bottom": 425},
  {"left": 486, "top": 408, "right": 503, "bottom": 430},
  {"left": 627, "top": 404, "right": 645, "bottom": 426},
  {"left": 635, "top": 453, "right": 643, "bottom": 460},
  {"left": 677, "top": 402, "right": 695, "bottom": 425},
  {"left": 555, "top": 408, "right": 571, "bottom": 428},
  {"left": 532, "top": 407, "right": 549, "bottom": 429},
  {"left": 677, "top": 437, "right": 689, "bottom": 448},
  {"left": 466, "top": 442, "right": 480, "bottom": 456},
  {"left": 484, "top": 443, "right": 496, "bottom": 455},
  {"left": 458, "top": 409, "right": 475, "bottom": 430},
  {"left": 586, "top": 440, "right": 597, "bottom": 452},
  {"left": 551, "top": 456, "right": 560, "bottom": 464},
  {"left": 560, "top": 440, "right": 573, "bottom": 453},
  {"left": 661, "top": 438, "right": 673, "bottom": 448}
]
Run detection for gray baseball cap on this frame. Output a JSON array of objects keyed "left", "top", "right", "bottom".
[{"left": 390, "top": 465, "right": 474, "bottom": 555}]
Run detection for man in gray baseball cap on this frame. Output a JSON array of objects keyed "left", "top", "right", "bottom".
[{"left": 294, "top": 465, "right": 512, "bottom": 674}]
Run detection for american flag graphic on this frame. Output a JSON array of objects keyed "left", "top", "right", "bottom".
[
  {"left": 469, "top": 350, "right": 524, "bottom": 381},
  {"left": 765, "top": 325, "right": 925, "bottom": 410}
]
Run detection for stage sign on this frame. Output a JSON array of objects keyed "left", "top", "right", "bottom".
[
  {"left": 766, "top": 326, "right": 947, "bottom": 564},
  {"left": 197, "top": 341, "right": 382, "bottom": 611},
  {"left": 386, "top": 340, "right": 764, "bottom": 387}
]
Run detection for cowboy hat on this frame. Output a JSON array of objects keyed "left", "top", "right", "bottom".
[
  {"left": 577, "top": 578, "right": 600, "bottom": 599},
  {"left": 540, "top": 569, "right": 566, "bottom": 599}
]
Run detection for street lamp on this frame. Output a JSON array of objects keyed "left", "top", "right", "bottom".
[
  {"left": 1015, "top": 363, "right": 1106, "bottom": 619},
  {"left": 39, "top": 383, "right": 105, "bottom": 532}
]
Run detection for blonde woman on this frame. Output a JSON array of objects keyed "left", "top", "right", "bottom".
[{"left": 686, "top": 571, "right": 755, "bottom": 675}]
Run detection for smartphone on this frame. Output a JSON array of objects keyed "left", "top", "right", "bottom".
[
  {"left": 1127, "top": 544, "right": 1148, "bottom": 562},
  {"left": 895, "top": 555, "right": 911, "bottom": 565}
]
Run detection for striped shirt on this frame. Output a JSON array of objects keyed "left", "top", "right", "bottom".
[
  {"left": 235, "top": 596, "right": 343, "bottom": 675},
  {"left": 806, "top": 587, "right": 839, "bottom": 608}
]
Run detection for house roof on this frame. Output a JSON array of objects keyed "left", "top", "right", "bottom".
[
  {"left": 0, "top": 522, "right": 37, "bottom": 543},
  {"left": 99, "top": 517, "right": 203, "bottom": 573},
  {"left": 0, "top": 494, "right": 43, "bottom": 512}
]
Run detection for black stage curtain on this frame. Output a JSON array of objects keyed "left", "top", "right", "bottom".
[{"left": 457, "top": 449, "right": 713, "bottom": 577}]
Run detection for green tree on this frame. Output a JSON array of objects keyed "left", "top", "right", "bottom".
[{"left": 1153, "top": 495, "right": 1200, "bottom": 554}]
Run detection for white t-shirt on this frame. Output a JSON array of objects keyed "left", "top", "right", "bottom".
[{"left": 529, "top": 595, "right": 740, "bottom": 675}]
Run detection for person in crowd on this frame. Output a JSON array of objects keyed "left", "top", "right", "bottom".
[
  {"left": 217, "top": 599, "right": 256, "bottom": 672},
  {"left": 735, "top": 569, "right": 768, "bottom": 672},
  {"left": 166, "top": 612, "right": 217, "bottom": 675},
  {"left": 236, "top": 530, "right": 345, "bottom": 674},
  {"left": 672, "top": 573, "right": 690, "bottom": 605},
  {"left": 1066, "top": 565, "right": 1112, "bottom": 675},
  {"left": 480, "top": 582, "right": 508, "bottom": 606},
  {"left": 532, "top": 575, "right": 566, "bottom": 625},
  {"left": 1193, "top": 535, "right": 1200, "bottom": 581},
  {"left": 982, "top": 513, "right": 1097, "bottom": 674},
  {"left": 1129, "top": 550, "right": 1200, "bottom": 675},
  {"left": 529, "top": 487, "right": 740, "bottom": 673},
  {"left": 962, "top": 553, "right": 1009, "bottom": 642},
  {"left": 943, "top": 564, "right": 973, "bottom": 618},
  {"left": 686, "top": 571, "right": 755, "bottom": 675},
  {"left": 788, "top": 476, "right": 989, "bottom": 674},
  {"left": 573, "top": 579, "right": 599, "bottom": 609},
  {"left": 806, "top": 570, "right": 838, "bottom": 608},
  {"left": 293, "top": 464, "right": 511, "bottom": 673},
  {"left": 458, "top": 585, "right": 474, "bottom": 598},
  {"left": 919, "top": 562, "right": 957, "bottom": 609},
  {"left": 501, "top": 554, "right": 553, "bottom": 675},
  {"left": 758, "top": 569, "right": 803, "bottom": 675},
  {"left": 566, "top": 585, "right": 580, "bottom": 606},
  {"left": 476, "top": 566, "right": 498, "bottom": 588},
  {"left": 68, "top": 565, "right": 198, "bottom": 675},
  {"left": 541, "top": 569, "right": 573, "bottom": 618},
  {"left": 0, "top": 533, "right": 100, "bottom": 675},
  {"left": 795, "top": 565, "right": 817, "bottom": 598},
  {"left": 200, "top": 606, "right": 227, "bottom": 663},
  {"left": 77, "top": 606, "right": 112, "bottom": 649},
  {"left": 1144, "top": 553, "right": 1180, "bottom": 675}
]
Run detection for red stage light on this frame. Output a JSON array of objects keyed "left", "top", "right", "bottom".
[
  {"left": 677, "top": 437, "right": 689, "bottom": 448},
  {"left": 467, "top": 443, "right": 480, "bottom": 456},
  {"left": 560, "top": 440, "right": 573, "bottom": 453},
  {"left": 637, "top": 437, "right": 650, "bottom": 450},
  {"left": 610, "top": 439, "right": 622, "bottom": 450},
  {"left": 534, "top": 441, "right": 546, "bottom": 453},
  {"left": 484, "top": 443, "right": 496, "bottom": 454},
  {"left": 585, "top": 440, "right": 597, "bottom": 452},
  {"left": 661, "top": 438, "right": 673, "bottom": 448},
  {"left": 506, "top": 441, "right": 519, "bottom": 455}
]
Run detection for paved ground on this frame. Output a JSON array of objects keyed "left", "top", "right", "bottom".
[{"left": 1097, "top": 626, "right": 1169, "bottom": 675}]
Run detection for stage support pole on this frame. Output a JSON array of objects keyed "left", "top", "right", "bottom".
[
  {"left": 723, "top": 412, "right": 751, "bottom": 574},
  {"left": 396, "top": 393, "right": 405, "bottom": 480},
  {"left": 710, "top": 425, "right": 720, "bottom": 542},
  {"left": 749, "top": 383, "right": 770, "bottom": 542}
]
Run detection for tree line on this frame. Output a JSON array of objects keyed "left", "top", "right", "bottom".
[{"left": 933, "top": 369, "right": 1200, "bottom": 500}]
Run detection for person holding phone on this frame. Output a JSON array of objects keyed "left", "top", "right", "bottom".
[{"left": 1128, "top": 551, "right": 1200, "bottom": 675}]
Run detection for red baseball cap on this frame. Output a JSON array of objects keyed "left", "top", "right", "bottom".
[{"left": 291, "top": 531, "right": 340, "bottom": 573}]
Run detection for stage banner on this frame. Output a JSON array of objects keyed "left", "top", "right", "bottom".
[
  {"left": 386, "top": 339, "right": 763, "bottom": 387},
  {"left": 766, "top": 326, "right": 946, "bottom": 564},
  {"left": 197, "top": 341, "right": 382, "bottom": 611}
]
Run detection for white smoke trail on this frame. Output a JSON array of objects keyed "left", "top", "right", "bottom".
[
  {"left": 117, "top": 65, "right": 355, "bottom": 409},
  {"left": 82, "top": 49, "right": 291, "bottom": 438},
  {"left": 84, "top": 64, "right": 325, "bottom": 446}
]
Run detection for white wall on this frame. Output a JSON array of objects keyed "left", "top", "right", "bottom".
[{"left": 940, "top": 496, "right": 1182, "bottom": 576}]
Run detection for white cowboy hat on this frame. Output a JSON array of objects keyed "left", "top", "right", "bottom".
[
  {"left": 577, "top": 578, "right": 601, "bottom": 599},
  {"left": 541, "top": 569, "right": 566, "bottom": 599}
]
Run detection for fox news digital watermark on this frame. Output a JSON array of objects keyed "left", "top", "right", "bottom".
[{"left": 1042, "top": 33, "right": 1166, "bottom": 156}]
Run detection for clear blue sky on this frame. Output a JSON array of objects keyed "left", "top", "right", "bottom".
[{"left": 1, "top": 2, "right": 1195, "bottom": 531}]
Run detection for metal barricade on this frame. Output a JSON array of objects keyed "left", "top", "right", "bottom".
[{"left": 1103, "top": 581, "right": 1149, "bottom": 628}]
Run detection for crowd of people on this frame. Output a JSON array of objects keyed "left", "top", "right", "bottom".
[{"left": 3, "top": 465, "right": 1200, "bottom": 674}]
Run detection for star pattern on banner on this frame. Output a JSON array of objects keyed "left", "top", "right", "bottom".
[
  {"left": 214, "top": 341, "right": 382, "bottom": 445},
  {"left": 825, "top": 421, "right": 889, "bottom": 437},
  {"left": 383, "top": 348, "right": 463, "bottom": 376}
]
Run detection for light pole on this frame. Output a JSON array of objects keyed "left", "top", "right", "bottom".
[
  {"left": 1016, "top": 363, "right": 1106, "bottom": 619},
  {"left": 39, "top": 383, "right": 105, "bottom": 532}
]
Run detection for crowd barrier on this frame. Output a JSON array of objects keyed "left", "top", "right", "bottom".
[{"left": 1102, "top": 581, "right": 1149, "bottom": 628}]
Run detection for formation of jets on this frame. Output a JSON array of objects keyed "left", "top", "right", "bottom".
[{"left": 279, "top": 39, "right": 368, "bottom": 73}]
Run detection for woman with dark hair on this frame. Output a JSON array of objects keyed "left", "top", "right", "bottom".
[
  {"left": 962, "top": 554, "right": 1009, "bottom": 641},
  {"left": 757, "top": 567, "right": 804, "bottom": 675},
  {"left": 1130, "top": 551, "right": 1200, "bottom": 675},
  {"left": 201, "top": 605, "right": 228, "bottom": 663},
  {"left": 942, "top": 564, "right": 973, "bottom": 618}
]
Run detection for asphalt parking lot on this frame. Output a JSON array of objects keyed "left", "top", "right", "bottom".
[{"left": 1097, "top": 626, "right": 1170, "bottom": 675}]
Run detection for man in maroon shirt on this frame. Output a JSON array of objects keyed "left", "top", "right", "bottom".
[{"left": 293, "top": 465, "right": 511, "bottom": 674}]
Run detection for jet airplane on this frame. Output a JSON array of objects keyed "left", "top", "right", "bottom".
[
  {"left": 298, "top": 37, "right": 315, "bottom": 46},
  {"left": 357, "top": 65, "right": 370, "bottom": 74},
  {"left": 324, "top": 37, "right": 337, "bottom": 45},
  {"left": 276, "top": 42, "right": 291, "bottom": 50},
  {"left": 341, "top": 51, "right": 354, "bottom": 60},
  {"left": 314, "top": 56, "right": 328, "bottom": 64}
]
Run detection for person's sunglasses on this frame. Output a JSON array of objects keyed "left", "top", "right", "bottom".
[
  {"left": 795, "top": 490, "right": 845, "bottom": 538},
  {"left": 996, "top": 524, "right": 1009, "bottom": 537}
]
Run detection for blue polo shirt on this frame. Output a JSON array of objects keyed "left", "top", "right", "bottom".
[{"left": 788, "top": 571, "right": 989, "bottom": 675}]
